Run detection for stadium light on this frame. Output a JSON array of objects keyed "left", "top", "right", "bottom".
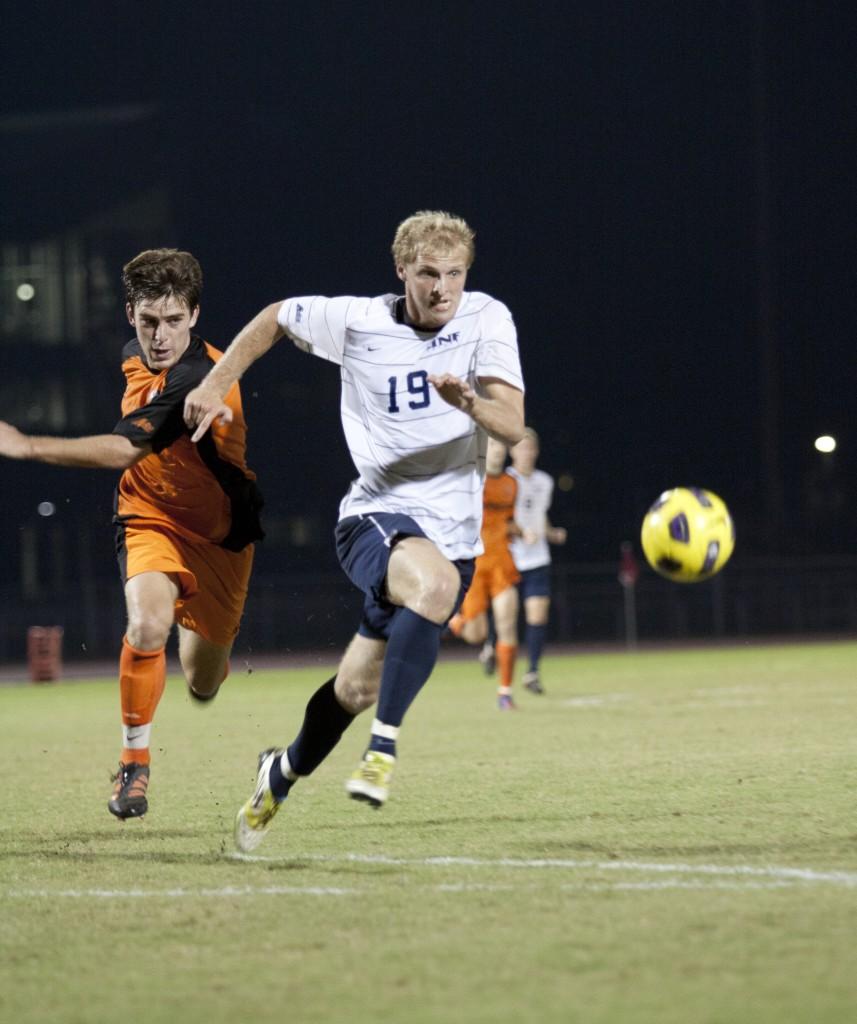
[
  {"left": 814, "top": 435, "right": 836, "bottom": 454},
  {"left": 37, "top": 501, "right": 56, "bottom": 517},
  {"left": 16, "top": 283, "right": 36, "bottom": 302}
]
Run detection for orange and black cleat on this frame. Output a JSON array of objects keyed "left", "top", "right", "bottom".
[{"left": 108, "top": 762, "right": 150, "bottom": 819}]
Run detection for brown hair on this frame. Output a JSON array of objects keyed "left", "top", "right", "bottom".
[
  {"left": 122, "top": 249, "right": 203, "bottom": 310},
  {"left": 391, "top": 211, "right": 475, "bottom": 268}
]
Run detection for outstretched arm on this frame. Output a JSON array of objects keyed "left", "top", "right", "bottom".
[
  {"left": 507, "top": 517, "right": 539, "bottom": 544},
  {"left": 0, "top": 421, "right": 147, "bottom": 469},
  {"left": 428, "top": 374, "right": 525, "bottom": 446},
  {"left": 183, "top": 302, "right": 285, "bottom": 441},
  {"left": 546, "top": 519, "right": 567, "bottom": 545}
]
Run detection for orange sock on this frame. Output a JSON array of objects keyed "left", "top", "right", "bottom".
[
  {"left": 496, "top": 642, "right": 517, "bottom": 690},
  {"left": 119, "top": 637, "right": 166, "bottom": 766}
]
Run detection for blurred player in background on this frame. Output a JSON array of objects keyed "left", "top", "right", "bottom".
[
  {"left": 183, "top": 210, "right": 525, "bottom": 851},
  {"left": 0, "top": 250, "right": 263, "bottom": 819},
  {"left": 447, "top": 437, "right": 522, "bottom": 709},
  {"left": 507, "top": 427, "right": 566, "bottom": 694}
]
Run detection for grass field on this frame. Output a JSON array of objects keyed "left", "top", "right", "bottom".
[{"left": 1, "top": 641, "right": 856, "bottom": 1024}]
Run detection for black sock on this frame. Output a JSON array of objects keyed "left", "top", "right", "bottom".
[
  {"left": 285, "top": 676, "right": 355, "bottom": 777},
  {"left": 526, "top": 623, "right": 546, "bottom": 672}
]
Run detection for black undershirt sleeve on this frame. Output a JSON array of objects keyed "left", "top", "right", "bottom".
[{"left": 112, "top": 360, "right": 207, "bottom": 453}]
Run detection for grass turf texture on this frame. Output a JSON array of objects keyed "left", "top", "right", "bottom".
[{"left": 1, "top": 642, "right": 856, "bottom": 1024}]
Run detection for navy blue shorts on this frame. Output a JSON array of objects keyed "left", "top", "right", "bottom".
[
  {"left": 335, "top": 513, "right": 475, "bottom": 641},
  {"left": 518, "top": 565, "right": 552, "bottom": 601}
]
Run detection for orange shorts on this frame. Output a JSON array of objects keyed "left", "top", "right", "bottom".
[
  {"left": 457, "top": 552, "right": 520, "bottom": 623},
  {"left": 118, "top": 523, "right": 254, "bottom": 647}
]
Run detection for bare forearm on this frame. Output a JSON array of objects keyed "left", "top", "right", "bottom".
[
  {"left": 203, "top": 302, "right": 285, "bottom": 397},
  {"left": 18, "top": 434, "right": 142, "bottom": 469},
  {"left": 546, "top": 518, "right": 567, "bottom": 545},
  {"left": 427, "top": 375, "right": 524, "bottom": 444},
  {"left": 469, "top": 393, "right": 525, "bottom": 445}
]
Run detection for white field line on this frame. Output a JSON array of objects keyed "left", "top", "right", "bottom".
[
  {"left": 231, "top": 851, "right": 857, "bottom": 888},
  {"left": 561, "top": 683, "right": 857, "bottom": 711},
  {"left": 556, "top": 692, "right": 769, "bottom": 708},
  {"left": 0, "top": 878, "right": 834, "bottom": 899},
  {"left": 690, "top": 685, "right": 767, "bottom": 696},
  {"left": 557, "top": 692, "right": 774, "bottom": 710},
  {"left": 6, "top": 854, "right": 857, "bottom": 900},
  {"left": 436, "top": 880, "right": 794, "bottom": 893},
  {"left": 674, "top": 698, "right": 772, "bottom": 710},
  {"left": 0, "top": 879, "right": 819, "bottom": 899},
  {"left": 560, "top": 694, "right": 633, "bottom": 708}
]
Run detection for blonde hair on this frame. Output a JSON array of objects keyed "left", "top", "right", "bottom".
[{"left": 392, "top": 210, "right": 475, "bottom": 268}]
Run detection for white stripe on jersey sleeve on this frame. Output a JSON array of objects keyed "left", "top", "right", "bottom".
[{"left": 278, "top": 296, "right": 372, "bottom": 366}]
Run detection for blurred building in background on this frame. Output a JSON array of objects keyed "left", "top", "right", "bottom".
[
  {"left": 0, "top": 105, "right": 175, "bottom": 657},
  {"left": 1, "top": 67, "right": 855, "bottom": 662}
]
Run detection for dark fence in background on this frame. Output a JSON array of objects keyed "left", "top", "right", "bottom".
[
  {"left": 2, "top": 556, "right": 856, "bottom": 665},
  {"left": 549, "top": 556, "right": 857, "bottom": 646}
]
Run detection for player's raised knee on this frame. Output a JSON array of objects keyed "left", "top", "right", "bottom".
[{"left": 409, "top": 560, "right": 461, "bottom": 623}]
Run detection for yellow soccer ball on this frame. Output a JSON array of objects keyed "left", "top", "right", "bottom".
[{"left": 641, "top": 487, "right": 735, "bottom": 582}]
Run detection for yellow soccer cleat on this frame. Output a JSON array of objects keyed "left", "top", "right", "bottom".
[
  {"left": 345, "top": 750, "right": 395, "bottom": 808},
  {"left": 234, "top": 748, "right": 284, "bottom": 852}
]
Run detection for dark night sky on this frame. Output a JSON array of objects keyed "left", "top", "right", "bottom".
[{"left": 2, "top": 2, "right": 856, "bottom": 566}]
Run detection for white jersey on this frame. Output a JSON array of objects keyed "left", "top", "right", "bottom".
[
  {"left": 508, "top": 467, "right": 555, "bottom": 571},
  {"left": 277, "top": 291, "right": 524, "bottom": 561}
]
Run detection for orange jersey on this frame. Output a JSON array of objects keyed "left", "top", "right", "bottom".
[
  {"left": 480, "top": 471, "right": 518, "bottom": 556},
  {"left": 457, "top": 472, "right": 519, "bottom": 622},
  {"left": 112, "top": 336, "right": 263, "bottom": 550}
]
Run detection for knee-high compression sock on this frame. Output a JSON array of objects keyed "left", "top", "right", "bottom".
[
  {"left": 268, "top": 677, "right": 355, "bottom": 800},
  {"left": 496, "top": 641, "right": 517, "bottom": 694},
  {"left": 526, "top": 623, "right": 547, "bottom": 673},
  {"left": 368, "top": 608, "right": 443, "bottom": 758},
  {"left": 119, "top": 637, "right": 166, "bottom": 766}
]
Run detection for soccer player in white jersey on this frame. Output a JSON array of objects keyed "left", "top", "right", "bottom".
[
  {"left": 183, "top": 211, "right": 525, "bottom": 850},
  {"left": 507, "top": 428, "right": 567, "bottom": 694}
]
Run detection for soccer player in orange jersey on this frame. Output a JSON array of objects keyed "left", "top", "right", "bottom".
[
  {"left": 448, "top": 436, "right": 522, "bottom": 708},
  {"left": 0, "top": 250, "right": 263, "bottom": 819}
]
